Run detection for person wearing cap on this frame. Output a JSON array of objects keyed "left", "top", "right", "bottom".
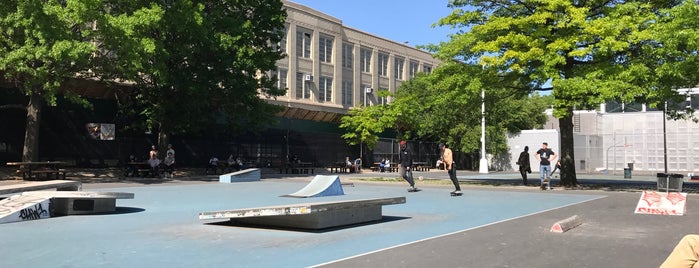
[
  {"left": 439, "top": 143, "right": 461, "bottom": 195},
  {"left": 534, "top": 142, "right": 557, "bottom": 190},
  {"left": 399, "top": 140, "right": 418, "bottom": 192}
]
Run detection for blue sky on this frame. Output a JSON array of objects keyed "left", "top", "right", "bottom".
[{"left": 288, "top": 0, "right": 457, "bottom": 47}]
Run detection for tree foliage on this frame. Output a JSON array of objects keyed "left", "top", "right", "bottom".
[
  {"left": 435, "top": 0, "right": 692, "bottom": 187},
  {"left": 0, "top": 0, "right": 101, "bottom": 161},
  {"left": 95, "top": 0, "right": 287, "bottom": 150}
]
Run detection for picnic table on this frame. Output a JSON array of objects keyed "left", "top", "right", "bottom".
[{"left": 6, "top": 161, "right": 67, "bottom": 181}]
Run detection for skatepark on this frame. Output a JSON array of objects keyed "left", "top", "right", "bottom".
[{"left": 1, "top": 169, "right": 698, "bottom": 267}]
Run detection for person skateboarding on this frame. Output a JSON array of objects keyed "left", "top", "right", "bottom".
[
  {"left": 440, "top": 143, "right": 462, "bottom": 196},
  {"left": 534, "top": 142, "right": 557, "bottom": 190}
]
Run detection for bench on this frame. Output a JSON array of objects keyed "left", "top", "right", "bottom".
[
  {"left": 199, "top": 196, "right": 406, "bottom": 229},
  {"left": 28, "top": 169, "right": 67, "bottom": 180},
  {"left": 0, "top": 180, "right": 82, "bottom": 196},
  {"left": 279, "top": 167, "right": 316, "bottom": 174}
]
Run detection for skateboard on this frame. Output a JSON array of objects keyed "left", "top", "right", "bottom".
[
  {"left": 541, "top": 177, "right": 551, "bottom": 190},
  {"left": 450, "top": 191, "right": 463, "bottom": 196},
  {"left": 407, "top": 187, "right": 421, "bottom": 192}
]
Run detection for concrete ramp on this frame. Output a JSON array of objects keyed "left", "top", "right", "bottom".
[
  {"left": 0, "top": 194, "right": 51, "bottom": 224},
  {"left": 285, "top": 175, "right": 344, "bottom": 198},
  {"left": 219, "top": 168, "right": 261, "bottom": 183}
]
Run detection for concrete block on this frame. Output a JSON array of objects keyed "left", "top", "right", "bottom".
[{"left": 550, "top": 215, "right": 583, "bottom": 233}]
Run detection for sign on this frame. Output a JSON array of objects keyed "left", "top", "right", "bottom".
[
  {"left": 86, "top": 123, "right": 115, "bottom": 140},
  {"left": 634, "top": 191, "right": 687, "bottom": 216}
]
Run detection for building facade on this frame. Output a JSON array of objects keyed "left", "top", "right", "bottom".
[{"left": 270, "top": 1, "right": 439, "bottom": 123}]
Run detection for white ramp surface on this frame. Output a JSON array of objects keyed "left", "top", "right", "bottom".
[
  {"left": 285, "top": 175, "right": 344, "bottom": 198},
  {"left": 0, "top": 194, "right": 51, "bottom": 224}
]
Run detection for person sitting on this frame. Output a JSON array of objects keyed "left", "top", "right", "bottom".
[
  {"left": 345, "top": 156, "right": 356, "bottom": 173},
  {"left": 124, "top": 154, "right": 138, "bottom": 177},
  {"left": 379, "top": 158, "right": 387, "bottom": 172},
  {"left": 354, "top": 157, "right": 362, "bottom": 173},
  {"left": 163, "top": 151, "right": 175, "bottom": 178},
  {"left": 206, "top": 156, "right": 220, "bottom": 175},
  {"left": 147, "top": 153, "right": 161, "bottom": 178}
]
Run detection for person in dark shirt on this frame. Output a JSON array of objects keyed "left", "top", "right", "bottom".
[
  {"left": 534, "top": 142, "right": 557, "bottom": 190},
  {"left": 399, "top": 140, "right": 418, "bottom": 192},
  {"left": 517, "top": 146, "right": 532, "bottom": 185}
]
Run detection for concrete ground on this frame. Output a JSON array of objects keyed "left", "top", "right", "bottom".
[{"left": 1, "top": 167, "right": 697, "bottom": 267}]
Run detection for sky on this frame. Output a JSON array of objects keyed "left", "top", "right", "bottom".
[{"left": 287, "top": 0, "right": 457, "bottom": 47}]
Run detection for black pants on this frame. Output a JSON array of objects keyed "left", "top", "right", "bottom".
[
  {"left": 448, "top": 167, "right": 460, "bottom": 191},
  {"left": 401, "top": 166, "right": 414, "bottom": 187},
  {"left": 519, "top": 166, "right": 528, "bottom": 185}
]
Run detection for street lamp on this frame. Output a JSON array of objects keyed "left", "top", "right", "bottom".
[{"left": 479, "top": 88, "right": 488, "bottom": 174}]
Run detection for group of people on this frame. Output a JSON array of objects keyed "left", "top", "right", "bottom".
[
  {"left": 396, "top": 140, "right": 461, "bottom": 195},
  {"left": 206, "top": 154, "right": 246, "bottom": 174},
  {"left": 125, "top": 144, "right": 175, "bottom": 178},
  {"left": 516, "top": 142, "right": 559, "bottom": 190}
]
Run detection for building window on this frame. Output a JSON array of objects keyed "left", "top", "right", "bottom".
[
  {"left": 360, "top": 47, "right": 372, "bottom": 73},
  {"left": 319, "top": 36, "right": 333, "bottom": 63},
  {"left": 422, "top": 64, "right": 432, "bottom": 73},
  {"left": 342, "top": 80, "right": 353, "bottom": 106},
  {"left": 409, "top": 60, "right": 419, "bottom": 78},
  {"left": 342, "top": 43, "right": 353, "bottom": 69},
  {"left": 296, "top": 72, "right": 310, "bottom": 99},
  {"left": 318, "top": 76, "right": 332, "bottom": 102},
  {"left": 360, "top": 83, "right": 370, "bottom": 105},
  {"left": 277, "top": 68, "right": 287, "bottom": 91},
  {"left": 378, "top": 52, "right": 389, "bottom": 77},
  {"left": 273, "top": 26, "right": 287, "bottom": 54},
  {"left": 296, "top": 29, "right": 311, "bottom": 59},
  {"left": 394, "top": 57, "right": 404, "bottom": 80},
  {"left": 377, "top": 88, "right": 388, "bottom": 105}
]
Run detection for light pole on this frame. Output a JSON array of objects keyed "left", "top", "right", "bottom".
[{"left": 479, "top": 88, "right": 488, "bottom": 174}]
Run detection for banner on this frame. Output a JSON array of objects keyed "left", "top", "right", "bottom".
[
  {"left": 634, "top": 191, "right": 687, "bottom": 216},
  {"left": 86, "top": 123, "right": 115, "bottom": 140}
]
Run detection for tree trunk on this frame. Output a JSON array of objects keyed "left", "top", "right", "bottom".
[
  {"left": 157, "top": 125, "right": 170, "bottom": 157},
  {"left": 22, "top": 92, "right": 43, "bottom": 162},
  {"left": 558, "top": 108, "right": 578, "bottom": 187}
]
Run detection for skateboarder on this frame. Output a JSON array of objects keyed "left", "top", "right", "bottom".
[
  {"left": 439, "top": 143, "right": 461, "bottom": 196},
  {"left": 534, "top": 142, "right": 557, "bottom": 190},
  {"left": 399, "top": 140, "right": 418, "bottom": 192}
]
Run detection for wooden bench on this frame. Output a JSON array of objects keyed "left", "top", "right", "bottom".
[
  {"left": 279, "top": 167, "right": 316, "bottom": 174},
  {"left": 199, "top": 196, "right": 406, "bottom": 229},
  {"left": 0, "top": 180, "right": 82, "bottom": 196}
]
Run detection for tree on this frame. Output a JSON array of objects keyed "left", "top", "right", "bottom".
[
  {"left": 435, "top": 0, "right": 686, "bottom": 187},
  {"left": 0, "top": 0, "right": 101, "bottom": 162},
  {"left": 340, "top": 62, "right": 549, "bottom": 169},
  {"left": 95, "top": 0, "right": 287, "bottom": 152}
]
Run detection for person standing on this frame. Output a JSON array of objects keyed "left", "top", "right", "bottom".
[
  {"left": 534, "top": 142, "right": 557, "bottom": 190},
  {"left": 439, "top": 143, "right": 461, "bottom": 196},
  {"left": 517, "top": 146, "right": 532, "bottom": 185},
  {"left": 399, "top": 140, "right": 418, "bottom": 192}
]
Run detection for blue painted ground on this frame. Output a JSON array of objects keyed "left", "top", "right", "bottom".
[{"left": 0, "top": 180, "right": 603, "bottom": 268}]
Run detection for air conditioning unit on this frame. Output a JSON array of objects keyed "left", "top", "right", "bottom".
[
  {"left": 365, "top": 87, "right": 373, "bottom": 93},
  {"left": 304, "top": 74, "right": 313, "bottom": 81}
]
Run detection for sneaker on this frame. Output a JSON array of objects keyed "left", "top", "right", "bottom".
[
  {"left": 408, "top": 186, "right": 418, "bottom": 192},
  {"left": 543, "top": 178, "right": 550, "bottom": 183}
]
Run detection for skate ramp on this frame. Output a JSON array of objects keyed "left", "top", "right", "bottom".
[
  {"left": 0, "top": 194, "right": 51, "bottom": 224},
  {"left": 285, "top": 175, "right": 344, "bottom": 198}
]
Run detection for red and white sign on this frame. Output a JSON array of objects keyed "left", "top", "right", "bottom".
[{"left": 634, "top": 191, "right": 687, "bottom": 216}]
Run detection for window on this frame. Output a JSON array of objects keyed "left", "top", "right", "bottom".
[
  {"left": 277, "top": 68, "right": 287, "bottom": 91},
  {"left": 422, "top": 64, "right": 432, "bottom": 73},
  {"left": 342, "top": 80, "right": 353, "bottom": 106},
  {"left": 296, "top": 29, "right": 311, "bottom": 58},
  {"left": 318, "top": 76, "right": 332, "bottom": 102},
  {"left": 319, "top": 36, "right": 333, "bottom": 63},
  {"left": 377, "top": 88, "right": 388, "bottom": 105},
  {"left": 394, "top": 57, "right": 404, "bottom": 80},
  {"left": 360, "top": 83, "right": 370, "bottom": 105},
  {"left": 273, "top": 26, "right": 287, "bottom": 54},
  {"left": 378, "top": 52, "right": 389, "bottom": 77},
  {"left": 409, "top": 60, "right": 419, "bottom": 78},
  {"left": 360, "top": 47, "right": 372, "bottom": 73},
  {"left": 342, "top": 43, "right": 353, "bottom": 69},
  {"left": 296, "top": 72, "right": 310, "bottom": 99}
]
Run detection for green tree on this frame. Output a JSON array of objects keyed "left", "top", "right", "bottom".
[
  {"left": 436, "top": 0, "right": 686, "bottom": 186},
  {"left": 340, "top": 62, "right": 549, "bottom": 169},
  {"left": 95, "top": 0, "right": 287, "bottom": 152},
  {"left": 0, "top": 0, "right": 101, "bottom": 162}
]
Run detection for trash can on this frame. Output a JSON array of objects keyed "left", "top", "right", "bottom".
[
  {"left": 624, "top": 168, "right": 632, "bottom": 179},
  {"left": 657, "top": 173, "right": 684, "bottom": 192}
]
